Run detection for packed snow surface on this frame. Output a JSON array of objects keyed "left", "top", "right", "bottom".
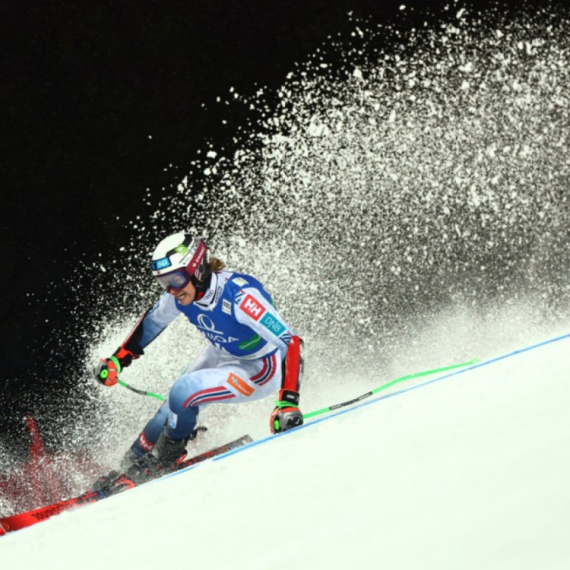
[{"left": 3, "top": 332, "right": 570, "bottom": 569}]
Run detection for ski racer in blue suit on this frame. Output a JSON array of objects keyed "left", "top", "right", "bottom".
[{"left": 94, "top": 232, "right": 304, "bottom": 482}]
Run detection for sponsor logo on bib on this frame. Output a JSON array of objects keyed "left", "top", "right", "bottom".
[{"left": 239, "top": 294, "right": 266, "bottom": 321}]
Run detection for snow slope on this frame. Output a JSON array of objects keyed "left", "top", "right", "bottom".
[{"left": 2, "top": 333, "right": 570, "bottom": 570}]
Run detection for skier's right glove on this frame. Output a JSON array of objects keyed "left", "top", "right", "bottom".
[{"left": 94, "top": 346, "right": 139, "bottom": 386}]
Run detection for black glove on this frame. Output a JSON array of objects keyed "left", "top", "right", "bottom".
[
  {"left": 270, "top": 389, "right": 304, "bottom": 434},
  {"left": 94, "top": 346, "right": 138, "bottom": 386}
]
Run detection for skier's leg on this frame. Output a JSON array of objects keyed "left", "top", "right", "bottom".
[
  {"left": 124, "top": 344, "right": 219, "bottom": 459},
  {"left": 128, "top": 402, "right": 171, "bottom": 459},
  {"left": 167, "top": 350, "right": 283, "bottom": 438},
  {"left": 124, "top": 350, "right": 281, "bottom": 478},
  {"left": 120, "top": 398, "right": 198, "bottom": 479}
]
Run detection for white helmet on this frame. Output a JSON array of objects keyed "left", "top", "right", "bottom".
[{"left": 150, "top": 232, "right": 210, "bottom": 290}]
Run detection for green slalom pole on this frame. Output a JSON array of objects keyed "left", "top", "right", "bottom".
[
  {"left": 118, "top": 379, "right": 166, "bottom": 402},
  {"left": 303, "top": 357, "right": 480, "bottom": 420}
]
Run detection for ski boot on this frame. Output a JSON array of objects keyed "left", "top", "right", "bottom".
[
  {"left": 121, "top": 429, "right": 190, "bottom": 484},
  {"left": 91, "top": 426, "right": 206, "bottom": 491}
]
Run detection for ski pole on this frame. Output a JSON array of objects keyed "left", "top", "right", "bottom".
[
  {"left": 117, "top": 357, "right": 479, "bottom": 415},
  {"left": 303, "top": 357, "right": 480, "bottom": 420},
  {"left": 117, "top": 380, "right": 166, "bottom": 402}
]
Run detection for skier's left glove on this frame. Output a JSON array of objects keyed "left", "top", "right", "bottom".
[
  {"left": 94, "top": 346, "right": 139, "bottom": 387},
  {"left": 270, "top": 389, "right": 304, "bottom": 434}
]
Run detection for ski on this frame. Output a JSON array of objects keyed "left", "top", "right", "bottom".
[{"left": 0, "top": 434, "right": 252, "bottom": 536}]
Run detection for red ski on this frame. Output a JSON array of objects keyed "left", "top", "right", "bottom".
[{"left": 0, "top": 434, "right": 252, "bottom": 536}]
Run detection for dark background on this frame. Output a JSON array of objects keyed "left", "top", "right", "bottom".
[{"left": 0, "top": 0, "right": 534, "bottom": 446}]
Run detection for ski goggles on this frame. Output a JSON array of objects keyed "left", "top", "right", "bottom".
[{"left": 154, "top": 268, "right": 193, "bottom": 290}]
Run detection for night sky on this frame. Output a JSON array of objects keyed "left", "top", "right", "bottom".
[{"left": 0, "top": 0, "right": 538, "bottom": 444}]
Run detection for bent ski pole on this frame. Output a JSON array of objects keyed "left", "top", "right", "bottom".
[
  {"left": 303, "top": 357, "right": 480, "bottom": 420},
  {"left": 118, "top": 380, "right": 166, "bottom": 402}
]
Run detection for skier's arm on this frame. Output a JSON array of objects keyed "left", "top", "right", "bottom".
[
  {"left": 233, "top": 286, "right": 294, "bottom": 354},
  {"left": 270, "top": 335, "right": 304, "bottom": 433},
  {"left": 120, "top": 293, "right": 181, "bottom": 354},
  {"left": 232, "top": 286, "right": 304, "bottom": 432},
  {"left": 94, "top": 293, "right": 181, "bottom": 386}
]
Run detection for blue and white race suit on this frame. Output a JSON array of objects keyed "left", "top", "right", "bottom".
[{"left": 129, "top": 270, "right": 294, "bottom": 456}]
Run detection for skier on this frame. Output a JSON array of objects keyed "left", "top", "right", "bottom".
[{"left": 94, "top": 232, "right": 304, "bottom": 483}]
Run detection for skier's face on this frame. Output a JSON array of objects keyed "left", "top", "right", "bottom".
[{"left": 168, "top": 280, "right": 196, "bottom": 305}]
